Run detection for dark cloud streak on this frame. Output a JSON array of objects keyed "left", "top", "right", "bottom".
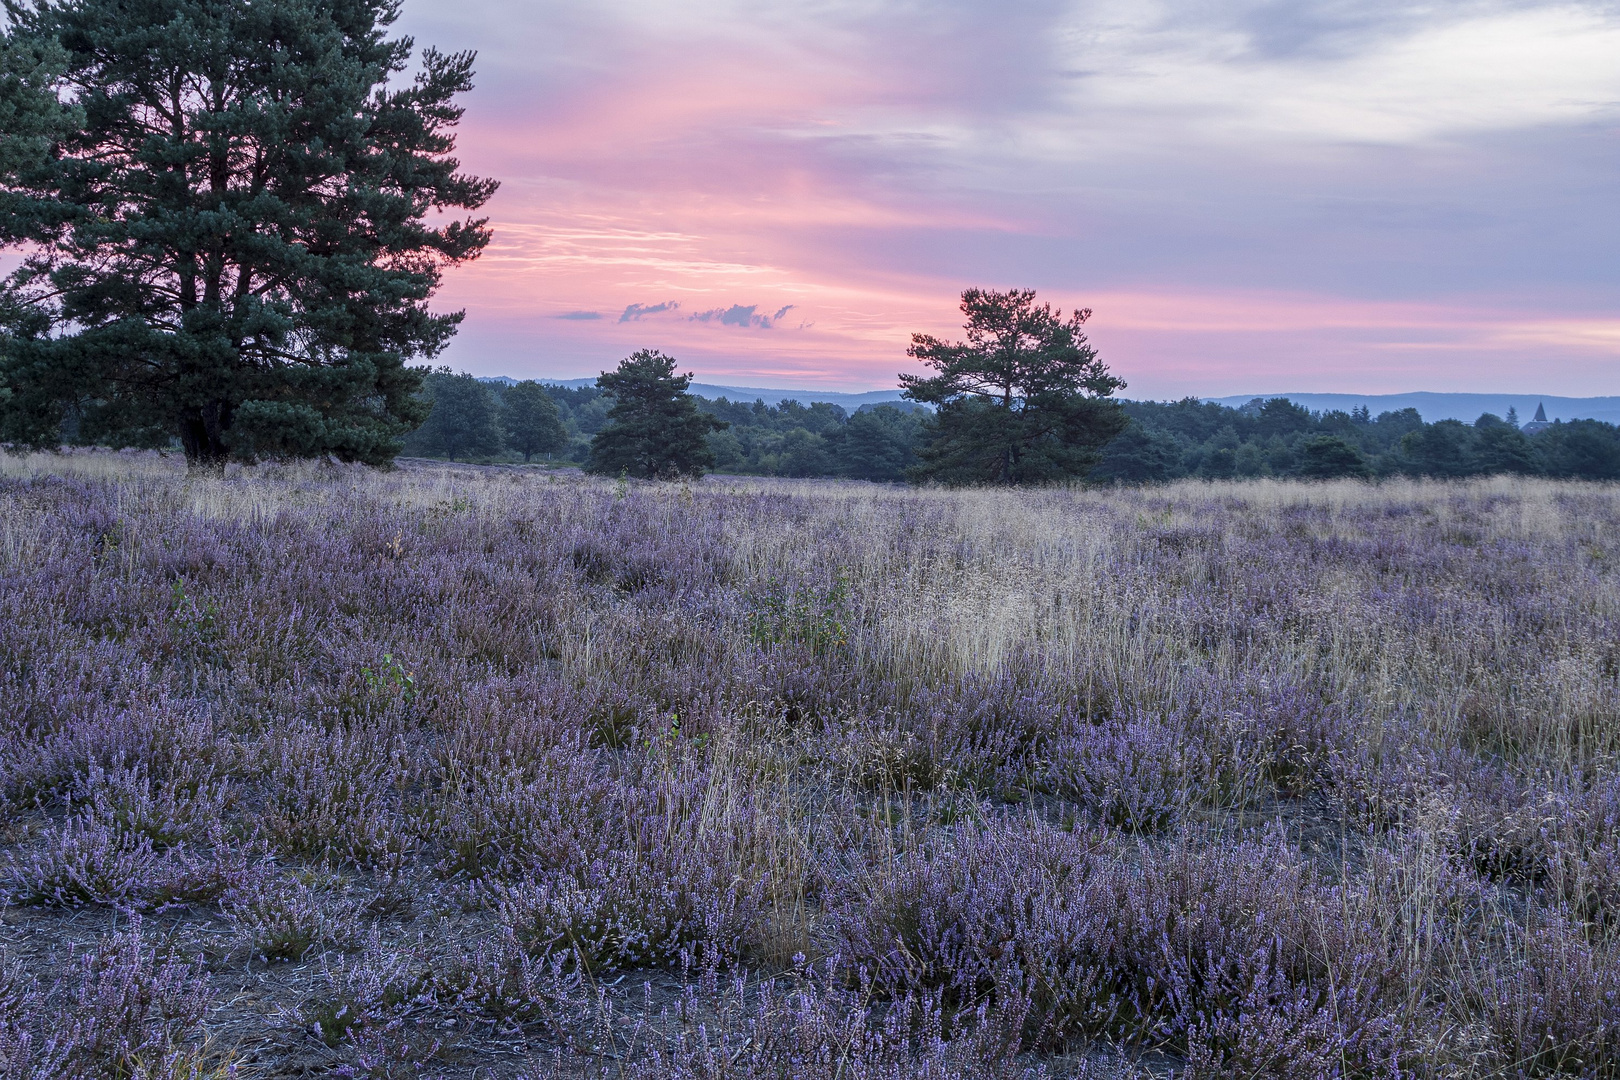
[
  {"left": 619, "top": 301, "right": 681, "bottom": 322},
  {"left": 690, "top": 303, "right": 797, "bottom": 329}
]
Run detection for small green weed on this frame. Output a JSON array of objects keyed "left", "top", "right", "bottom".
[
  {"left": 643, "top": 711, "right": 708, "bottom": 758},
  {"left": 361, "top": 653, "right": 417, "bottom": 703},
  {"left": 746, "top": 573, "right": 851, "bottom": 654},
  {"left": 169, "top": 578, "right": 220, "bottom": 651}
]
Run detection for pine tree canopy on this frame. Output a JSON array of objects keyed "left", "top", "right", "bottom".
[
  {"left": 0, "top": 0, "right": 497, "bottom": 467},
  {"left": 901, "top": 288, "right": 1126, "bottom": 485}
]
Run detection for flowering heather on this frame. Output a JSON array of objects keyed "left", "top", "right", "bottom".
[{"left": 4, "top": 450, "right": 1620, "bottom": 1077}]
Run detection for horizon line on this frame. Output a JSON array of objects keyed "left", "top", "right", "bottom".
[{"left": 481, "top": 375, "right": 1617, "bottom": 403}]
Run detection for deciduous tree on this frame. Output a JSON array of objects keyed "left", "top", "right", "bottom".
[
  {"left": 400, "top": 370, "right": 502, "bottom": 461},
  {"left": 500, "top": 379, "right": 566, "bottom": 462},
  {"left": 1090, "top": 420, "right": 1181, "bottom": 483},
  {"left": 0, "top": 0, "right": 496, "bottom": 468},
  {"left": 832, "top": 404, "right": 921, "bottom": 482},
  {"left": 1472, "top": 414, "right": 1536, "bottom": 475},
  {"left": 1400, "top": 420, "right": 1473, "bottom": 477},
  {"left": 1296, "top": 435, "right": 1370, "bottom": 479}
]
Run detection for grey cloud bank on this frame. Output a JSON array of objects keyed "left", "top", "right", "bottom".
[{"left": 619, "top": 301, "right": 681, "bottom": 322}]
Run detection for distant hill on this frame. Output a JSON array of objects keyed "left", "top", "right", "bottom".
[
  {"left": 481, "top": 375, "right": 911, "bottom": 411},
  {"left": 1205, "top": 392, "right": 1620, "bottom": 425}
]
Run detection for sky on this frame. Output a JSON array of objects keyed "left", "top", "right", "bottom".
[{"left": 396, "top": 0, "right": 1620, "bottom": 398}]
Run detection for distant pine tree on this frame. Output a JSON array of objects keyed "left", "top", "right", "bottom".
[{"left": 901, "top": 288, "right": 1127, "bottom": 485}]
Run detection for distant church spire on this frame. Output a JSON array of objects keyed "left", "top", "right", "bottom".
[{"left": 1522, "top": 402, "right": 1552, "bottom": 435}]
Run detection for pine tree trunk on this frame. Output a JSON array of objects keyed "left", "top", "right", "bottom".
[{"left": 180, "top": 402, "right": 231, "bottom": 472}]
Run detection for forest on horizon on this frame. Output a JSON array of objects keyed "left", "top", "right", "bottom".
[{"left": 402, "top": 373, "right": 1620, "bottom": 484}]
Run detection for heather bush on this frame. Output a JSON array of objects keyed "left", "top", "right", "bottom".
[
  {"left": 427, "top": 743, "right": 614, "bottom": 882},
  {"left": 3, "top": 814, "right": 225, "bottom": 911},
  {"left": 426, "top": 937, "right": 582, "bottom": 1030},
  {"left": 826, "top": 820, "right": 1118, "bottom": 1034},
  {"left": 496, "top": 846, "right": 763, "bottom": 973},
  {"left": 554, "top": 964, "right": 1040, "bottom": 1080},
  {"left": 1044, "top": 715, "right": 1185, "bottom": 831},
  {"left": 4, "top": 817, "right": 165, "bottom": 908},
  {"left": 900, "top": 661, "right": 1082, "bottom": 797},
  {"left": 72, "top": 763, "right": 233, "bottom": 850},
  {"left": 1466, "top": 914, "right": 1620, "bottom": 1077},
  {"left": 0, "top": 950, "right": 61, "bottom": 1080},
  {"left": 221, "top": 868, "right": 363, "bottom": 962},
  {"left": 307, "top": 935, "right": 429, "bottom": 1042},
  {"left": 254, "top": 719, "right": 422, "bottom": 868},
  {"left": 26, "top": 919, "right": 217, "bottom": 1080},
  {"left": 0, "top": 701, "right": 226, "bottom": 819},
  {"left": 827, "top": 820, "right": 1426, "bottom": 1069}
]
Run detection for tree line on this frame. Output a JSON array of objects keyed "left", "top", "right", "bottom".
[
  {"left": 407, "top": 370, "right": 1620, "bottom": 485},
  {"left": 404, "top": 288, "right": 1128, "bottom": 484},
  {"left": 402, "top": 366, "right": 929, "bottom": 482},
  {"left": 406, "top": 284, "right": 1620, "bottom": 485},
  {"left": 1096, "top": 398, "right": 1620, "bottom": 482}
]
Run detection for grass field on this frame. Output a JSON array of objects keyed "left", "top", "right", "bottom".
[{"left": 4, "top": 451, "right": 1620, "bottom": 1078}]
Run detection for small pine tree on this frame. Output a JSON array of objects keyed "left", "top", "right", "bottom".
[{"left": 587, "top": 350, "right": 725, "bottom": 479}]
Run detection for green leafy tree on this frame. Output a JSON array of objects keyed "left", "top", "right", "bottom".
[
  {"left": 833, "top": 404, "right": 922, "bottom": 482},
  {"left": 401, "top": 370, "right": 502, "bottom": 461},
  {"left": 901, "top": 288, "right": 1126, "bottom": 485},
  {"left": 1296, "top": 435, "right": 1370, "bottom": 479},
  {"left": 0, "top": 0, "right": 496, "bottom": 468},
  {"left": 774, "top": 427, "right": 833, "bottom": 477},
  {"left": 1091, "top": 420, "right": 1181, "bottom": 483},
  {"left": 1534, "top": 420, "right": 1620, "bottom": 480},
  {"left": 500, "top": 380, "right": 566, "bottom": 462},
  {"left": 587, "top": 349, "right": 725, "bottom": 479},
  {"left": 1400, "top": 420, "right": 1474, "bottom": 477},
  {"left": 1472, "top": 414, "right": 1536, "bottom": 475}
]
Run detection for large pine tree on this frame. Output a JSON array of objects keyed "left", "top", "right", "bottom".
[{"left": 0, "top": 0, "right": 496, "bottom": 467}]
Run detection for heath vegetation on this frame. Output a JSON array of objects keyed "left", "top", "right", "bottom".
[{"left": 2, "top": 450, "right": 1620, "bottom": 1078}]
